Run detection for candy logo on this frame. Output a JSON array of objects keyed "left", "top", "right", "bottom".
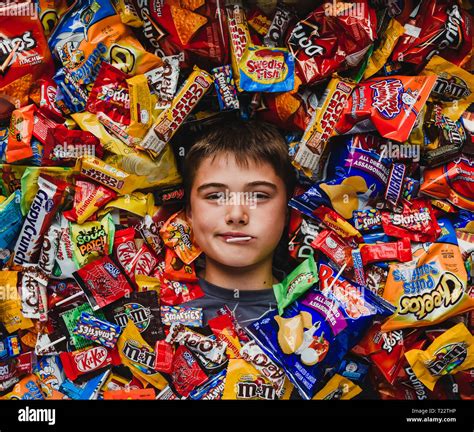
[
  {"left": 424, "top": 5, "right": 463, "bottom": 56},
  {"left": 245, "top": 53, "right": 287, "bottom": 83},
  {"left": 398, "top": 271, "right": 464, "bottom": 320},
  {"left": 0, "top": 31, "right": 36, "bottom": 58},
  {"left": 433, "top": 75, "right": 471, "bottom": 102},
  {"left": 381, "top": 330, "right": 403, "bottom": 353},
  {"left": 425, "top": 342, "right": 467, "bottom": 376},
  {"left": 134, "top": 251, "right": 157, "bottom": 276},
  {"left": 287, "top": 272, "right": 315, "bottom": 294},
  {"left": 75, "top": 346, "right": 108, "bottom": 373},
  {"left": 288, "top": 21, "right": 324, "bottom": 57},
  {"left": 122, "top": 340, "right": 156, "bottom": 374},
  {"left": 116, "top": 241, "right": 136, "bottom": 270},
  {"left": 371, "top": 79, "right": 403, "bottom": 119},
  {"left": 227, "top": 13, "right": 249, "bottom": 61},
  {"left": 103, "top": 262, "right": 121, "bottom": 279},
  {"left": 114, "top": 303, "right": 151, "bottom": 331},
  {"left": 405, "top": 366, "right": 428, "bottom": 400},
  {"left": 236, "top": 379, "right": 276, "bottom": 400},
  {"left": 76, "top": 225, "right": 107, "bottom": 257}
]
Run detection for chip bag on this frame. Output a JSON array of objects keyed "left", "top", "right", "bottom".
[
  {"left": 247, "top": 261, "right": 395, "bottom": 399},
  {"left": 382, "top": 219, "right": 474, "bottom": 331},
  {"left": 405, "top": 323, "right": 474, "bottom": 391},
  {"left": 335, "top": 75, "right": 437, "bottom": 143}
]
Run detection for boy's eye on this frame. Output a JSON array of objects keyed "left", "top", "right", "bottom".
[
  {"left": 253, "top": 192, "right": 270, "bottom": 200},
  {"left": 205, "top": 193, "right": 221, "bottom": 201}
]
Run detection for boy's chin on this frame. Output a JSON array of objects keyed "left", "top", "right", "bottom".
[{"left": 207, "top": 253, "right": 267, "bottom": 271}]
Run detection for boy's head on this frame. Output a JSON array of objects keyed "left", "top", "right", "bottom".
[{"left": 184, "top": 119, "right": 296, "bottom": 271}]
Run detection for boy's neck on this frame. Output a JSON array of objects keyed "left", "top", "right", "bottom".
[{"left": 201, "top": 256, "right": 276, "bottom": 291}]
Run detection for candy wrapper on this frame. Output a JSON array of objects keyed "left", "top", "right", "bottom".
[
  {"left": 405, "top": 323, "right": 474, "bottom": 391},
  {"left": 247, "top": 262, "right": 395, "bottom": 399}
]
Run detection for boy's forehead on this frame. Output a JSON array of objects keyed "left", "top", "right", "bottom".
[{"left": 193, "top": 153, "right": 281, "bottom": 185}]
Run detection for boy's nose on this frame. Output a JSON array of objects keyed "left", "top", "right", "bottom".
[{"left": 225, "top": 205, "right": 249, "bottom": 225}]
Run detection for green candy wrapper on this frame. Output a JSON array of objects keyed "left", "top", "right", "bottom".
[{"left": 273, "top": 254, "right": 318, "bottom": 315}]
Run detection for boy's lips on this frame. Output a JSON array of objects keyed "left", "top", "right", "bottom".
[{"left": 217, "top": 232, "right": 255, "bottom": 243}]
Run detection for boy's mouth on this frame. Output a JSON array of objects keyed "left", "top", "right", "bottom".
[{"left": 218, "top": 232, "right": 255, "bottom": 243}]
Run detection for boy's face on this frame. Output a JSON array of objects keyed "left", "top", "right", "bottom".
[{"left": 187, "top": 153, "right": 288, "bottom": 270}]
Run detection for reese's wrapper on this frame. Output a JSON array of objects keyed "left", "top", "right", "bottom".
[
  {"left": 382, "top": 219, "right": 474, "bottom": 332},
  {"left": 405, "top": 323, "right": 474, "bottom": 391}
]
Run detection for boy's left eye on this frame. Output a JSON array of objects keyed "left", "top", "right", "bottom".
[
  {"left": 205, "top": 193, "right": 221, "bottom": 201},
  {"left": 254, "top": 192, "right": 270, "bottom": 200}
]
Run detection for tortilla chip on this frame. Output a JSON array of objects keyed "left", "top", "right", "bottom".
[
  {"left": 181, "top": 0, "right": 205, "bottom": 10},
  {"left": 170, "top": 5, "right": 207, "bottom": 46}
]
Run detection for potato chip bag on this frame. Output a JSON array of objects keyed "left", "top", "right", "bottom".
[
  {"left": 117, "top": 320, "right": 168, "bottom": 389},
  {"left": 382, "top": 219, "right": 474, "bottom": 332},
  {"left": 405, "top": 323, "right": 474, "bottom": 390}
]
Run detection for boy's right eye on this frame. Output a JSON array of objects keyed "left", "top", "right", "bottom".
[{"left": 205, "top": 193, "right": 221, "bottom": 201}]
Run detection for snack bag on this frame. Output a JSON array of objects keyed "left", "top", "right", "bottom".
[
  {"left": 335, "top": 75, "right": 437, "bottom": 143},
  {"left": 405, "top": 323, "right": 474, "bottom": 390},
  {"left": 69, "top": 213, "right": 115, "bottom": 268},
  {"left": 420, "top": 156, "right": 474, "bottom": 212},
  {"left": 48, "top": 0, "right": 163, "bottom": 79},
  {"left": 117, "top": 320, "right": 168, "bottom": 389},
  {"left": 239, "top": 45, "right": 295, "bottom": 93},
  {"left": 287, "top": 0, "right": 377, "bottom": 85},
  {"left": 312, "top": 374, "right": 362, "bottom": 400},
  {"left": 247, "top": 262, "right": 394, "bottom": 399},
  {"left": 6, "top": 104, "right": 35, "bottom": 164},
  {"left": 222, "top": 359, "right": 293, "bottom": 400},
  {"left": 0, "top": 3, "right": 55, "bottom": 89},
  {"left": 421, "top": 56, "right": 474, "bottom": 122},
  {"left": 382, "top": 219, "right": 474, "bottom": 331}
]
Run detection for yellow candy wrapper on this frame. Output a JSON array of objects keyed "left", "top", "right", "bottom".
[
  {"left": 69, "top": 213, "right": 115, "bottom": 268},
  {"left": 0, "top": 271, "right": 33, "bottom": 333},
  {"left": 126, "top": 74, "right": 155, "bottom": 139},
  {"left": 222, "top": 359, "right": 293, "bottom": 400},
  {"left": 117, "top": 320, "right": 168, "bottom": 390},
  {"left": 382, "top": 219, "right": 474, "bottom": 332},
  {"left": 135, "top": 275, "right": 161, "bottom": 293},
  {"left": 98, "top": 192, "right": 155, "bottom": 218},
  {"left": 313, "top": 374, "right": 362, "bottom": 400},
  {"left": 364, "top": 19, "right": 405, "bottom": 79},
  {"left": 405, "top": 323, "right": 474, "bottom": 391},
  {"left": 421, "top": 55, "right": 474, "bottom": 122}
]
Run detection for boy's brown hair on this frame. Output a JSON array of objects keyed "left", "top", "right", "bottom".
[{"left": 183, "top": 119, "right": 296, "bottom": 204}]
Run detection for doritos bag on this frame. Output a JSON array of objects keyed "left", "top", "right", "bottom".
[{"left": 0, "top": 2, "right": 55, "bottom": 88}]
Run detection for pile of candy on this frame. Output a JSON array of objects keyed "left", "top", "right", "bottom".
[{"left": 0, "top": 0, "right": 473, "bottom": 401}]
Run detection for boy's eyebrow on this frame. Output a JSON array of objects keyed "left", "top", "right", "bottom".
[{"left": 196, "top": 181, "right": 278, "bottom": 193}]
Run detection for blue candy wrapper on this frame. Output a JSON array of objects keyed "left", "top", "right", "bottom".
[
  {"left": 290, "top": 139, "right": 391, "bottom": 220},
  {"left": 189, "top": 369, "right": 226, "bottom": 400},
  {"left": 212, "top": 65, "right": 240, "bottom": 111},
  {"left": 247, "top": 261, "right": 394, "bottom": 399},
  {"left": 0, "top": 190, "right": 23, "bottom": 267}
]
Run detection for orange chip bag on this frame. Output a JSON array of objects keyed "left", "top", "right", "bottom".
[
  {"left": 170, "top": 6, "right": 208, "bottom": 46},
  {"left": 382, "top": 219, "right": 474, "bottom": 332},
  {"left": 160, "top": 210, "right": 201, "bottom": 265},
  {"left": 6, "top": 104, "right": 35, "bottom": 164}
]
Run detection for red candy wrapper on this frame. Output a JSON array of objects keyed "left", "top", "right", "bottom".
[
  {"left": 287, "top": 0, "right": 377, "bottom": 85},
  {"left": 130, "top": 244, "right": 159, "bottom": 277},
  {"left": 43, "top": 125, "right": 103, "bottom": 167},
  {"left": 170, "top": 345, "right": 208, "bottom": 397},
  {"left": 335, "top": 75, "right": 437, "bottom": 143},
  {"left": 113, "top": 227, "right": 138, "bottom": 278},
  {"left": 60, "top": 346, "right": 121, "bottom": 381},
  {"left": 311, "top": 229, "right": 354, "bottom": 270},
  {"left": 360, "top": 238, "right": 412, "bottom": 265},
  {"left": 87, "top": 62, "right": 131, "bottom": 126},
  {"left": 154, "top": 340, "right": 175, "bottom": 374},
  {"left": 382, "top": 199, "right": 442, "bottom": 243},
  {"left": 0, "top": 2, "right": 55, "bottom": 89},
  {"left": 163, "top": 247, "right": 199, "bottom": 283},
  {"left": 390, "top": 0, "right": 472, "bottom": 70},
  {"left": 72, "top": 255, "right": 134, "bottom": 311}
]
